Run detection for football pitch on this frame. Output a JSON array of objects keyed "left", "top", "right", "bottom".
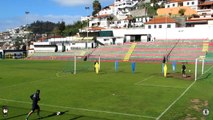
[{"left": 0, "top": 60, "right": 212, "bottom": 120}]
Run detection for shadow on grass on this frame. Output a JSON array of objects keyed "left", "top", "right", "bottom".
[
  {"left": 69, "top": 115, "right": 112, "bottom": 120},
  {"left": 38, "top": 111, "right": 68, "bottom": 119},
  {"left": 69, "top": 115, "right": 84, "bottom": 120},
  {"left": 3, "top": 113, "right": 27, "bottom": 120}
]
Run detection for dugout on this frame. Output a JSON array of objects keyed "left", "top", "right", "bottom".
[
  {"left": 3, "top": 50, "right": 27, "bottom": 59},
  {"left": 125, "top": 34, "right": 151, "bottom": 42},
  {"left": 0, "top": 50, "right": 3, "bottom": 59}
]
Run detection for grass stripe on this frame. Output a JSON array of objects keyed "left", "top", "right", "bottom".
[
  {"left": 0, "top": 78, "right": 55, "bottom": 90},
  {"left": 0, "top": 98, "right": 157, "bottom": 119}
]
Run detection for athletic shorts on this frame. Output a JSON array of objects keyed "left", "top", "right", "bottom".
[
  {"left": 32, "top": 104, "right": 40, "bottom": 112},
  {"left": 182, "top": 70, "right": 185, "bottom": 74}
]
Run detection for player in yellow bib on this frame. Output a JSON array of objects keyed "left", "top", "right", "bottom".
[
  {"left": 164, "top": 63, "right": 167, "bottom": 77},
  {"left": 95, "top": 62, "right": 99, "bottom": 74}
]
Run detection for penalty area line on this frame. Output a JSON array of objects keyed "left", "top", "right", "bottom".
[
  {"left": 134, "top": 76, "right": 154, "bottom": 85},
  {"left": 0, "top": 98, "right": 157, "bottom": 119},
  {"left": 156, "top": 81, "right": 196, "bottom": 120},
  {"left": 136, "top": 84, "right": 185, "bottom": 89}
]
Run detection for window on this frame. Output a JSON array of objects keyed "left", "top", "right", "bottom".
[
  {"left": 173, "top": 4, "right": 175, "bottom": 7},
  {"left": 202, "top": 13, "right": 207, "bottom": 17},
  {"left": 187, "top": 2, "right": 189, "bottom": 5},
  {"left": 148, "top": 25, "right": 151, "bottom": 29},
  {"left": 167, "top": 5, "right": 170, "bottom": 8},
  {"left": 154, "top": 25, "right": 157, "bottom": 28},
  {"left": 192, "top": 2, "right": 194, "bottom": 5},
  {"left": 159, "top": 25, "right": 162, "bottom": 28},
  {"left": 167, "top": 24, "right": 171, "bottom": 28}
]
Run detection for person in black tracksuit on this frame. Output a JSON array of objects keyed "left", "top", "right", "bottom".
[
  {"left": 26, "top": 90, "right": 41, "bottom": 120},
  {"left": 182, "top": 63, "right": 186, "bottom": 77}
]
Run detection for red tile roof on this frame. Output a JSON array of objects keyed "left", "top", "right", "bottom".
[
  {"left": 145, "top": 17, "right": 176, "bottom": 24},
  {"left": 187, "top": 18, "right": 213, "bottom": 22},
  {"left": 169, "top": 0, "right": 189, "bottom": 3},
  {"left": 89, "top": 27, "right": 106, "bottom": 31},
  {"left": 199, "top": 1, "right": 213, "bottom": 6},
  {"left": 94, "top": 14, "right": 110, "bottom": 18}
]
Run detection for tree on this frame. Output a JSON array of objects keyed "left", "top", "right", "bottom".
[
  {"left": 92, "top": 0, "right": 101, "bottom": 16},
  {"left": 13, "top": 37, "right": 24, "bottom": 50},
  {"left": 142, "top": 3, "right": 159, "bottom": 16},
  {"left": 28, "top": 21, "right": 57, "bottom": 34},
  {"left": 63, "top": 21, "right": 88, "bottom": 36},
  {"left": 179, "top": 9, "right": 186, "bottom": 16},
  {"left": 58, "top": 21, "right": 66, "bottom": 36}
]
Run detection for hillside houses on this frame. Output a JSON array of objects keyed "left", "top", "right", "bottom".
[
  {"left": 2, "top": 0, "right": 213, "bottom": 53},
  {"left": 84, "top": 0, "right": 213, "bottom": 30},
  {"left": 31, "top": 0, "right": 213, "bottom": 52}
]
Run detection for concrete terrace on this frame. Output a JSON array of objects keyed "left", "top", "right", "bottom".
[{"left": 28, "top": 39, "right": 209, "bottom": 62}]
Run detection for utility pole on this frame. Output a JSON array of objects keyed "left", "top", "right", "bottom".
[{"left": 25, "top": 11, "right": 30, "bottom": 56}]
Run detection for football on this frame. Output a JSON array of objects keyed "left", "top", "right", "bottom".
[{"left": 56, "top": 112, "right": 61, "bottom": 115}]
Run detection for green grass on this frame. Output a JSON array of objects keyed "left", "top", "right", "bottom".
[{"left": 0, "top": 60, "right": 212, "bottom": 120}]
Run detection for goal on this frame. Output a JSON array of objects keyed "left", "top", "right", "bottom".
[
  {"left": 73, "top": 55, "right": 101, "bottom": 74},
  {"left": 195, "top": 57, "right": 213, "bottom": 80},
  {"left": 62, "top": 55, "right": 101, "bottom": 74}
]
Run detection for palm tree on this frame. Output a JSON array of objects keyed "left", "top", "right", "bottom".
[{"left": 92, "top": 0, "right": 101, "bottom": 16}]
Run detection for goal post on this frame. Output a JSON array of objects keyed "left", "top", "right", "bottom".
[
  {"left": 195, "top": 57, "right": 213, "bottom": 80},
  {"left": 73, "top": 55, "right": 101, "bottom": 74}
]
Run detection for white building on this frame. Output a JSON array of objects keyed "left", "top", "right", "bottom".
[
  {"left": 32, "top": 36, "right": 97, "bottom": 52},
  {"left": 165, "top": 0, "right": 198, "bottom": 10},
  {"left": 89, "top": 14, "right": 110, "bottom": 28},
  {"left": 114, "top": 0, "right": 139, "bottom": 16},
  {"left": 144, "top": 17, "right": 177, "bottom": 29},
  {"left": 97, "top": 4, "right": 115, "bottom": 16}
]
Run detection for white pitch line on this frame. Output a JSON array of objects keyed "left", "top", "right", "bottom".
[
  {"left": 203, "top": 65, "right": 213, "bottom": 74},
  {"left": 156, "top": 81, "right": 196, "bottom": 120},
  {"left": 0, "top": 98, "right": 157, "bottom": 119},
  {"left": 134, "top": 76, "right": 154, "bottom": 85},
  {"left": 0, "top": 78, "right": 54, "bottom": 90},
  {"left": 136, "top": 84, "right": 185, "bottom": 89}
]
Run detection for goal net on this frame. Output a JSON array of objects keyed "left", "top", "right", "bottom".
[
  {"left": 62, "top": 55, "right": 101, "bottom": 75},
  {"left": 195, "top": 57, "right": 213, "bottom": 80}
]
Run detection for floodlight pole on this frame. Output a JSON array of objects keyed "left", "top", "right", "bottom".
[
  {"left": 85, "top": 6, "right": 90, "bottom": 49},
  {"left": 25, "top": 11, "right": 30, "bottom": 55}
]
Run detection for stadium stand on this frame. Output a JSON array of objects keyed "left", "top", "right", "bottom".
[
  {"left": 168, "top": 39, "right": 206, "bottom": 61},
  {"left": 27, "top": 39, "right": 210, "bottom": 62},
  {"left": 27, "top": 49, "right": 93, "bottom": 60}
]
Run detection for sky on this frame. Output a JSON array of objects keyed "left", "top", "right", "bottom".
[{"left": 0, "top": 0, "right": 114, "bottom": 32}]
